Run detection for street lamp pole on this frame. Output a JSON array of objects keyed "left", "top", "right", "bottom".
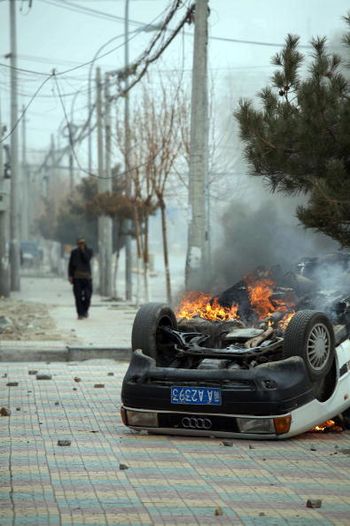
[
  {"left": 124, "top": 0, "right": 132, "bottom": 302},
  {"left": 9, "top": 0, "right": 20, "bottom": 291},
  {"left": 87, "top": 32, "right": 140, "bottom": 176},
  {"left": 0, "top": 100, "right": 10, "bottom": 297},
  {"left": 87, "top": 36, "right": 123, "bottom": 176},
  {"left": 96, "top": 67, "right": 106, "bottom": 294}
]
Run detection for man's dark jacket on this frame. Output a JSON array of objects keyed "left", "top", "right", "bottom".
[{"left": 68, "top": 247, "right": 93, "bottom": 280}]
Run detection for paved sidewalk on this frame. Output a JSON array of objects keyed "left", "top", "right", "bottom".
[
  {"left": 1, "top": 360, "right": 350, "bottom": 525},
  {"left": 1, "top": 276, "right": 138, "bottom": 361}
]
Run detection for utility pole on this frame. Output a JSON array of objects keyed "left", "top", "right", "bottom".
[
  {"left": 68, "top": 126, "right": 74, "bottom": 192},
  {"left": 9, "top": 0, "right": 20, "bottom": 291},
  {"left": 21, "top": 105, "right": 29, "bottom": 241},
  {"left": 0, "top": 101, "right": 10, "bottom": 297},
  {"left": 103, "top": 73, "right": 113, "bottom": 297},
  {"left": 185, "top": 0, "right": 209, "bottom": 289},
  {"left": 96, "top": 67, "right": 106, "bottom": 295},
  {"left": 124, "top": 0, "right": 132, "bottom": 301},
  {"left": 50, "top": 133, "right": 56, "bottom": 209}
]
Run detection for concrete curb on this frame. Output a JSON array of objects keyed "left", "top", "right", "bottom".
[
  {"left": 68, "top": 346, "right": 131, "bottom": 362},
  {"left": 0, "top": 342, "right": 131, "bottom": 362}
]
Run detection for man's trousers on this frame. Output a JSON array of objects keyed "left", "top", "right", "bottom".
[{"left": 73, "top": 278, "right": 92, "bottom": 317}]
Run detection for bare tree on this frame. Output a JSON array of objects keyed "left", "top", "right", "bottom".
[
  {"left": 116, "top": 102, "right": 157, "bottom": 303},
  {"left": 115, "top": 75, "right": 186, "bottom": 304},
  {"left": 142, "top": 79, "right": 185, "bottom": 303}
]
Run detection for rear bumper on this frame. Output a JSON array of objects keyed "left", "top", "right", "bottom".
[{"left": 121, "top": 350, "right": 315, "bottom": 417}]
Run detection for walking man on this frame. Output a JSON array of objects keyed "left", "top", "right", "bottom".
[{"left": 68, "top": 237, "right": 93, "bottom": 320}]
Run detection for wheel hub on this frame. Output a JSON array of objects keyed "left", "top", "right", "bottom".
[{"left": 307, "top": 323, "right": 330, "bottom": 370}]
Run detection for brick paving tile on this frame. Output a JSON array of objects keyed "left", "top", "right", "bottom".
[{"left": 0, "top": 360, "right": 350, "bottom": 526}]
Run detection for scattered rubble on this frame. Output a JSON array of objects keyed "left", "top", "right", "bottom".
[
  {"left": 0, "top": 298, "right": 77, "bottom": 342},
  {"left": 6, "top": 382, "right": 18, "bottom": 387},
  {"left": 57, "top": 440, "right": 71, "bottom": 447},
  {"left": 214, "top": 507, "right": 223, "bottom": 516},
  {"left": 119, "top": 463, "right": 129, "bottom": 470},
  {"left": 222, "top": 440, "right": 233, "bottom": 447},
  {"left": 36, "top": 374, "right": 52, "bottom": 380},
  {"left": 306, "top": 499, "right": 322, "bottom": 509},
  {"left": 0, "top": 407, "right": 11, "bottom": 416},
  {"left": 0, "top": 316, "right": 13, "bottom": 333}
]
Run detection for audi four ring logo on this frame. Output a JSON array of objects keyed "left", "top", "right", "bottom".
[{"left": 181, "top": 417, "right": 212, "bottom": 429}]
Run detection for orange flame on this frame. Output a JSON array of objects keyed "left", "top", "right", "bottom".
[
  {"left": 245, "top": 273, "right": 296, "bottom": 329},
  {"left": 176, "top": 273, "right": 297, "bottom": 330},
  {"left": 310, "top": 420, "right": 344, "bottom": 433},
  {"left": 175, "top": 291, "right": 239, "bottom": 322},
  {"left": 245, "top": 276, "right": 275, "bottom": 319},
  {"left": 279, "top": 311, "right": 296, "bottom": 331}
]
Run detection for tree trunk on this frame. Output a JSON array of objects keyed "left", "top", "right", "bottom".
[
  {"left": 159, "top": 200, "right": 172, "bottom": 304},
  {"left": 133, "top": 204, "right": 143, "bottom": 306},
  {"left": 112, "top": 249, "right": 120, "bottom": 299},
  {"left": 143, "top": 214, "right": 150, "bottom": 302}
]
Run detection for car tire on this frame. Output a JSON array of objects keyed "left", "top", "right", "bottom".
[
  {"left": 131, "top": 302, "right": 177, "bottom": 366},
  {"left": 282, "top": 310, "right": 335, "bottom": 382}
]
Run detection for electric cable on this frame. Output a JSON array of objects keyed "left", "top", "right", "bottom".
[
  {"left": 0, "top": 80, "right": 88, "bottom": 100},
  {"left": 0, "top": 73, "right": 53, "bottom": 144},
  {"left": 114, "top": 1, "right": 191, "bottom": 98},
  {"left": 0, "top": 2, "right": 173, "bottom": 79},
  {"left": 0, "top": 1, "right": 186, "bottom": 145},
  {"left": 53, "top": 72, "right": 162, "bottom": 181},
  {"left": 41, "top": 0, "right": 170, "bottom": 28},
  {"left": 0, "top": 34, "right": 129, "bottom": 78}
]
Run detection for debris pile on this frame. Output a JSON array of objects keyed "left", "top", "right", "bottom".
[{"left": 0, "top": 298, "right": 71, "bottom": 341}]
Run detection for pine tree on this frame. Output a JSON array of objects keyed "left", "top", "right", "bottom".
[{"left": 235, "top": 16, "right": 350, "bottom": 247}]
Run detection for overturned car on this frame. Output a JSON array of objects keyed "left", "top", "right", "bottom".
[{"left": 121, "top": 255, "right": 350, "bottom": 439}]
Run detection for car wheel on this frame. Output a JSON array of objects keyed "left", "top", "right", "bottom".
[
  {"left": 131, "top": 302, "right": 177, "bottom": 366},
  {"left": 282, "top": 310, "right": 335, "bottom": 382}
]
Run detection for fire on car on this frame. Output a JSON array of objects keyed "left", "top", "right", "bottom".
[{"left": 121, "top": 254, "right": 350, "bottom": 439}]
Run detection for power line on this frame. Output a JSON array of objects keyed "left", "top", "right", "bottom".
[
  {"left": 48, "top": 0, "right": 314, "bottom": 49},
  {"left": 41, "top": 0, "right": 164, "bottom": 27},
  {"left": 0, "top": 5, "right": 170, "bottom": 79},
  {"left": 114, "top": 1, "right": 191, "bottom": 97},
  {"left": 206, "top": 34, "right": 313, "bottom": 50},
  {"left": 0, "top": 35, "right": 128, "bottom": 78},
  {"left": 17, "top": 53, "right": 91, "bottom": 67},
  {"left": 0, "top": 0, "right": 187, "bottom": 143},
  {"left": 0, "top": 79, "right": 89, "bottom": 99},
  {"left": 0, "top": 31, "right": 313, "bottom": 81},
  {"left": 0, "top": 73, "right": 54, "bottom": 144},
  {"left": 53, "top": 73, "right": 162, "bottom": 181}
]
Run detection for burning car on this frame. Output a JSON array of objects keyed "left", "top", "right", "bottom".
[{"left": 121, "top": 255, "right": 350, "bottom": 439}]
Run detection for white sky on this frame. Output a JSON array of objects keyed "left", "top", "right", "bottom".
[{"left": 0, "top": 0, "right": 349, "bottom": 160}]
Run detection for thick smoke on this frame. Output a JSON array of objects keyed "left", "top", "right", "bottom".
[{"left": 207, "top": 189, "right": 338, "bottom": 294}]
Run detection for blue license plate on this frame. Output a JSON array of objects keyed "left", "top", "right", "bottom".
[{"left": 171, "top": 386, "right": 222, "bottom": 406}]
